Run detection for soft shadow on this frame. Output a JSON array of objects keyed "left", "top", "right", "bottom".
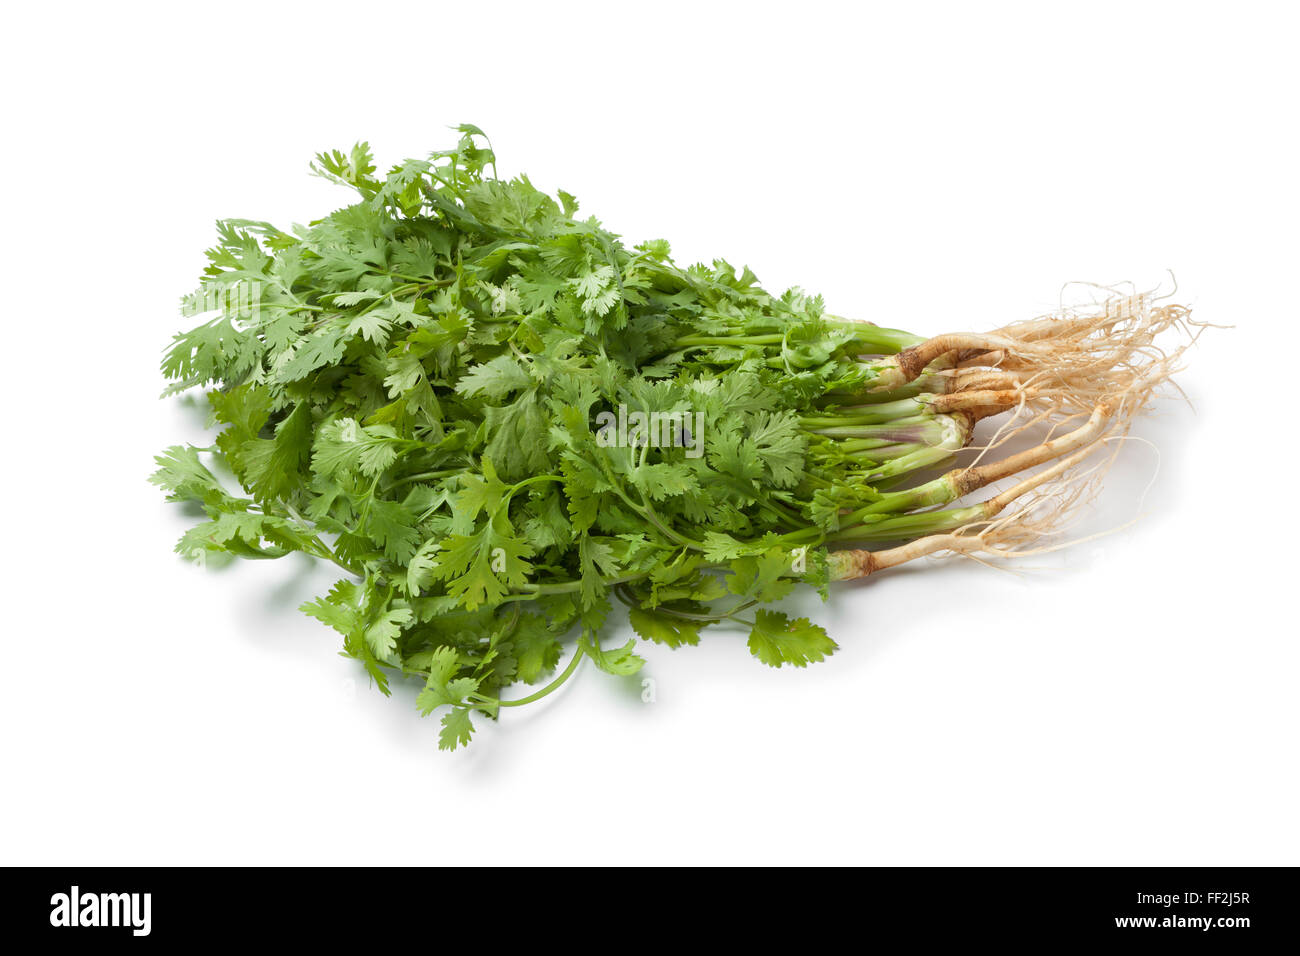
[{"left": 263, "top": 552, "right": 329, "bottom": 612}]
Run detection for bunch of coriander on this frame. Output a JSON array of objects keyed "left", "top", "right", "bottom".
[{"left": 154, "top": 127, "right": 1195, "bottom": 749}]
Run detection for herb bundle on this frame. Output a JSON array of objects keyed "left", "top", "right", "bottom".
[{"left": 154, "top": 128, "right": 1196, "bottom": 749}]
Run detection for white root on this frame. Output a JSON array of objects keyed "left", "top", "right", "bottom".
[{"left": 829, "top": 285, "right": 1200, "bottom": 581}]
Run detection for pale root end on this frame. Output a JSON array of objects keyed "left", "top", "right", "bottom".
[
  {"left": 830, "top": 285, "right": 1203, "bottom": 582},
  {"left": 877, "top": 288, "right": 1202, "bottom": 419},
  {"left": 827, "top": 433, "right": 1118, "bottom": 581}
]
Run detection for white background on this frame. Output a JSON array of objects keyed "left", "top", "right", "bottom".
[{"left": 1, "top": 1, "right": 1295, "bottom": 865}]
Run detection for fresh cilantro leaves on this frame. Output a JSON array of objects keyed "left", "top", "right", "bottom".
[{"left": 156, "top": 128, "right": 952, "bottom": 750}]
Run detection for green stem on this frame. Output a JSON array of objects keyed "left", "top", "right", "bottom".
[
  {"left": 838, "top": 440, "right": 931, "bottom": 457},
  {"left": 383, "top": 272, "right": 456, "bottom": 286},
  {"left": 503, "top": 473, "right": 565, "bottom": 505},
  {"left": 490, "top": 644, "right": 585, "bottom": 708},
  {"left": 829, "top": 320, "right": 927, "bottom": 353},
  {"left": 674, "top": 333, "right": 783, "bottom": 347},
  {"left": 826, "top": 504, "right": 987, "bottom": 543},
  {"left": 389, "top": 468, "right": 461, "bottom": 489},
  {"left": 802, "top": 413, "right": 933, "bottom": 435},
  {"left": 801, "top": 398, "right": 928, "bottom": 427},
  {"left": 614, "top": 583, "right": 758, "bottom": 623},
  {"left": 674, "top": 322, "right": 922, "bottom": 355},
  {"left": 847, "top": 474, "right": 958, "bottom": 520},
  {"left": 499, "top": 570, "right": 653, "bottom": 604},
  {"left": 281, "top": 503, "right": 364, "bottom": 576},
  {"left": 818, "top": 380, "right": 928, "bottom": 406}
]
